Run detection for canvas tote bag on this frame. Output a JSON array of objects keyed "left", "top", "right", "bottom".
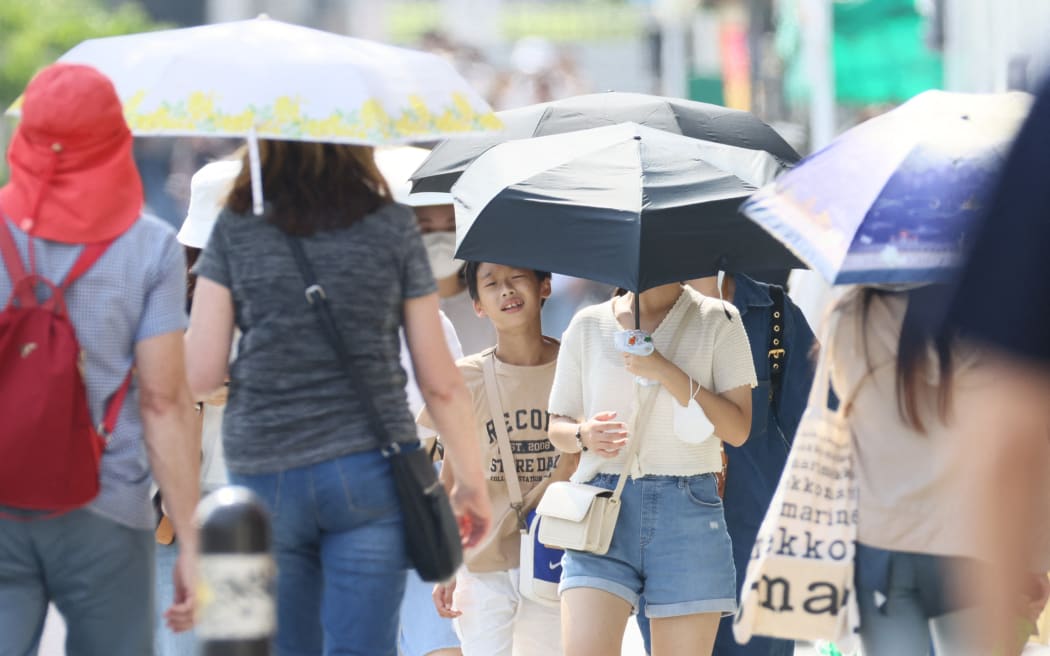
[{"left": 734, "top": 314, "right": 866, "bottom": 649}]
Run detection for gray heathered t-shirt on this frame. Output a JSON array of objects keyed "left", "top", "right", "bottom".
[{"left": 195, "top": 202, "right": 436, "bottom": 475}]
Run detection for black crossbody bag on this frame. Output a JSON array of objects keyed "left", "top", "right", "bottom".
[{"left": 285, "top": 236, "right": 462, "bottom": 582}]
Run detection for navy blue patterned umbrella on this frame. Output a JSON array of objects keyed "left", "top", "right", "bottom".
[{"left": 742, "top": 90, "right": 1032, "bottom": 285}]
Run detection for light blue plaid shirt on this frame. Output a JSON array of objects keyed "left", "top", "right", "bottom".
[{"left": 0, "top": 215, "right": 186, "bottom": 529}]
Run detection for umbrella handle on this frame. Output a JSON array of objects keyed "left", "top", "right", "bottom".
[{"left": 247, "top": 126, "right": 264, "bottom": 216}]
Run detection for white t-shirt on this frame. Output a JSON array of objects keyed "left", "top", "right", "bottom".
[
  {"left": 439, "top": 287, "right": 496, "bottom": 356},
  {"left": 400, "top": 310, "right": 463, "bottom": 440},
  {"left": 549, "top": 287, "right": 757, "bottom": 480}
]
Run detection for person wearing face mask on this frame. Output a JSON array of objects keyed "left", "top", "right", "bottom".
[
  {"left": 415, "top": 203, "right": 497, "bottom": 355},
  {"left": 373, "top": 146, "right": 496, "bottom": 356}
]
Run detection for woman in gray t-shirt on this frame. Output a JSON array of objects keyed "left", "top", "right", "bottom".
[{"left": 185, "top": 140, "right": 491, "bottom": 655}]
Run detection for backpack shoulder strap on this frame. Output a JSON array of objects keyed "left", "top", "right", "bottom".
[
  {"left": 98, "top": 370, "right": 134, "bottom": 441},
  {"left": 60, "top": 240, "right": 113, "bottom": 290},
  {"left": 0, "top": 220, "right": 34, "bottom": 306}
]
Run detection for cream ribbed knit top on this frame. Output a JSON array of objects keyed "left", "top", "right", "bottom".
[{"left": 549, "top": 287, "right": 757, "bottom": 481}]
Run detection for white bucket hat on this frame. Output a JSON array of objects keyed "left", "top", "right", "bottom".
[
  {"left": 374, "top": 146, "right": 451, "bottom": 207},
  {"left": 177, "top": 158, "right": 242, "bottom": 248}
]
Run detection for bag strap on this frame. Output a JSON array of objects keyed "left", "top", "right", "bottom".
[
  {"left": 608, "top": 295, "right": 696, "bottom": 503},
  {"left": 60, "top": 241, "right": 113, "bottom": 291},
  {"left": 767, "top": 285, "right": 786, "bottom": 410},
  {"left": 99, "top": 370, "right": 134, "bottom": 441},
  {"left": 481, "top": 351, "right": 527, "bottom": 531},
  {"left": 0, "top": 219, "right": 34, "bottom": 306},
  {"left": 284, "top": 235, "right": 397, "bottom": 450},
  {"left": 808, "top": 303, "right": 878, "bottom": 418},
  {"left": 0, "top": 217, "right": 114, "bottom": 308}
]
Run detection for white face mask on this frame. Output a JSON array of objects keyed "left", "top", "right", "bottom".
[
  {"left": 421, "top": 232, "right": 463, "bottom": 280},
  {"left": 673, "top": 378, "right": 716, "bottom": 445}
]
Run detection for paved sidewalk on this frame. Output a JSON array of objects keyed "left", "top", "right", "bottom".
[{"left": 37, "top": 606, "right": 1050, "bottom": 655}]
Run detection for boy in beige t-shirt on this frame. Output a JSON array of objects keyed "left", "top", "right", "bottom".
[{"left": 419, "top": 261, "right": 573, "bottom": 656}]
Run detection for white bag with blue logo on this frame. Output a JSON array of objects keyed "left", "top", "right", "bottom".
[{"left": 518, "top": 509, "right": 563, "bottom": 607}]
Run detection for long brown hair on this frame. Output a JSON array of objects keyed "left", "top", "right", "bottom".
[
  {"left": 226, "top": 140, "right": 392, "bottom": 236},
  {"left": 860, "top": 286, "right": 956, "bottom": 434}
]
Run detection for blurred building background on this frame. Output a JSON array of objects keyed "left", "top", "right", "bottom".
[{"left": 4, "top": 0, "right": 1050, "bottom": 224}]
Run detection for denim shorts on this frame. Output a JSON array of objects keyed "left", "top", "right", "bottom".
[{"left": 560, "top": 473, "right": 736, "bottom": 618}]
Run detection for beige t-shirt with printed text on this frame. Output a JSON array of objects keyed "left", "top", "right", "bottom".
[{"left": 419, "top": 343, "right": 575, "bottom": 573}]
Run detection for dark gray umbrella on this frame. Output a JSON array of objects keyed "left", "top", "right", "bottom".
[
  {"left": 451, "top": 123, "right": 805, "bottom": 295},
  {"left": 412, "top": 91, "right": 800, "bottom": 194}
]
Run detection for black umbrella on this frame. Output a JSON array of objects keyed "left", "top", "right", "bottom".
[
  {"left": 451, "top": 123, "right": 805, "bottom": 304},
  {"left": 412, "top": 91, "right": 800, "bottom": 194}
]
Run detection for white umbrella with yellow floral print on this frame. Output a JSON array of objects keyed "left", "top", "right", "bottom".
[{"left": 8, "top": 16, "right": 501, "bottom": 213}]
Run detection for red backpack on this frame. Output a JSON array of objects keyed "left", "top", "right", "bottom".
[{"left": 0, "top": 220, "right": 131, "bottom": 513}]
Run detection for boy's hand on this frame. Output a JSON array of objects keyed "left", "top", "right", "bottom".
[{"left": 433, "top": 579, "right": 461, "bottom": 618}]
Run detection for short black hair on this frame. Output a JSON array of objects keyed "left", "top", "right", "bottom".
[{"left": 464, "top": 261, "right": 552, "bottom": 303}]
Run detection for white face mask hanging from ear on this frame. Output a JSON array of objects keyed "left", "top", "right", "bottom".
[
  {"left": 421, "top": 232, "right": 464, "bottom": 280},
  {"left": 673, "top": 377, "right": 716, "bottom": 445}
]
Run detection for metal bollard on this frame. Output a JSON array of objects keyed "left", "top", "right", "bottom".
[{"left": 195, "top": 486, "right": 274, "bottom": 656}]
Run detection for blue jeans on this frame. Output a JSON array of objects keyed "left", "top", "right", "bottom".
[
  {"left": 230, "top": 448, "right": 410, "bottom": 656},
  {"left": 855, "top": 543, "right": 982, "bottom": 656},
  {"left": 0, "top": 508, "right": 154, "bottom": 656}
]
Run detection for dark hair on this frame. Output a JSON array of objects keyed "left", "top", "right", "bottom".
[
  {"left": 185, "top": 247, "right": 201, "bottom": 311},
  {"left": 860, "top": 286, "right": 956, "bottom": 434},
  {"left": 226, "top": 140, "right": 392, "bottom": 236},
  {"left": 464, "top": 261, "right": 551, "bottom": 303}
]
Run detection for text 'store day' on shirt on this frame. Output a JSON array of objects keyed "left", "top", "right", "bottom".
[{"left": 419, "top": 345, "right": 575, "bottom": 573}]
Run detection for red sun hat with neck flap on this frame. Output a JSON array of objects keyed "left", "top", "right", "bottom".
[{"left": 0, "top": 63, "right": 143, "bottom": 243}]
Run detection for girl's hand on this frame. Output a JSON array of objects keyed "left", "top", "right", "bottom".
[
  {"left": 581, "top": 411, "right": 629, "bottom": 458},
  {"left": 623, "top": 349, "right": 668, "bottom": 381}
]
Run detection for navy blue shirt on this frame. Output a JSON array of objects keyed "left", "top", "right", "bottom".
[{"left": 722, "top": 274, "right": 816, "bottom": 545}]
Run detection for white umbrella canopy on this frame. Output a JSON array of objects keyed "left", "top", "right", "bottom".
[
  {"left": 9, "top": 16, "right": 500, "bottom": 145},
  {"left": 7, "top": 17, "right": 501, "bottom": 214}
]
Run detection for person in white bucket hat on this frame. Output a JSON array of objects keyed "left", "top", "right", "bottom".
[
  {"left": 154, "top": 157, "right": 240, "bottom": 656},
  {"left": 375, "top": 146, "right": 467, "bottom": 656},
  {"left": 176, "top": 159, "right": 243, "bottom": 249}
]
